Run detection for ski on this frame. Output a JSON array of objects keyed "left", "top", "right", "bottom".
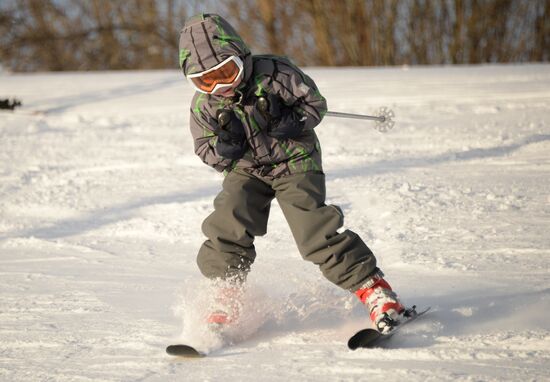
[
  {"left": 166, "top": 306, "right": 430, "bottom": 356},
  {"left": 348, "top": 306, "right": 430, "bottom": 350},
  {"left": 166, "top": 344, "right": 206, "bottom": 358}
]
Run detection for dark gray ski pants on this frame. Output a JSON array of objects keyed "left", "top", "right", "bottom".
[{"left": 196, "top": 169, "right": 377, "bottom": 292}]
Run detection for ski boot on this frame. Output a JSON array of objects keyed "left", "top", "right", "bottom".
[
  {"left": 206, "top": 285, "right": 243, "bottom": 330},
  {"left": 354, "top": 270, "right": 406, "bottom": 334}
]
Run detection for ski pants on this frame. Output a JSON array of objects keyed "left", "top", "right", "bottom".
[{"left": 196, "top": 168, "right": 377, "bottom": 292}]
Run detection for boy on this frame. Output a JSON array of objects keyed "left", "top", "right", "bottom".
[{"left": 179, "top": 14, "right": 405, "bottom": 333}]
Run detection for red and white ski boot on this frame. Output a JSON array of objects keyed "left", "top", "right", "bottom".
[
  {"left": 206, "top": 285, "right": 243, "bottom": 330},
  {"left": 354, "top": 270, "right": 405, "bottom": 334}
]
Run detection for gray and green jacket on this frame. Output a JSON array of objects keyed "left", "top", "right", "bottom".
[{"left": 179, "top": 14, "right": 327, "bottom": 179}]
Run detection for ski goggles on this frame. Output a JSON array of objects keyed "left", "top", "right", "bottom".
[{"left": 186, "top": 55, "right": 244, "bottom": 94}]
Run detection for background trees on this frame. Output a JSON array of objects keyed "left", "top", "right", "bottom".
[{"left": 0, "top": 0, "right": 548, "bottom": 72}]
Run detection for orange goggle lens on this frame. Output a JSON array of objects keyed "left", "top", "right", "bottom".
[{"left": 190, "top": 59, "right": 240, "bottom": 93}]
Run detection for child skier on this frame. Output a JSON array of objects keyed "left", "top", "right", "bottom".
[{"left": 179, "top": 14, "right": 405, "bottom": 334}]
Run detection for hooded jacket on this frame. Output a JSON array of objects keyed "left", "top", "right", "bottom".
[{"left": 179, "top": 14, "right": 327, "bottom": 178}]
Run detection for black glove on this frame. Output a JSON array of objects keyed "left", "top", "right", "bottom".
[
  {"left": 214, "top": 109, "right": 247, "bottom": 160},
  {"left": 253, "top": 93, "right": 305, "bottom": 140}
]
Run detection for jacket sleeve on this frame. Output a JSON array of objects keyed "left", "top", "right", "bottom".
[
  {"left": 268, "top": 58, "right": 328, "bottom": 131},
  {"left": 189, "top": 94, "right": 234, "bottom": 173}
]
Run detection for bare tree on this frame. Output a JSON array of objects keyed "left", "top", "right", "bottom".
[{"left": 0, "top": 0, "right": 548, "bottom": 71}]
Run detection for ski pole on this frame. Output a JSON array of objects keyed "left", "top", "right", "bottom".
[
  {"left": 256, "top": 97, "right": 395, "bottom": 133},
  {"left": 326, "top": 111, "right": 383, "bottom": 122},
  {"left": 325, "top": 107, "right": 395, "bottom": 133}
]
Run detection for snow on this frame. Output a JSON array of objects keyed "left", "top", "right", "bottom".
[{"left": 1, "top": 64, "right": 549, "bottom": 381}]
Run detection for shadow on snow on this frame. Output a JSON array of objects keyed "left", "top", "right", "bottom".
[{"left": 2, "top": 134, "right": 548, "bottom": 242}]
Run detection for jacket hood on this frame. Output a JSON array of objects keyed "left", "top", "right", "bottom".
[{"left": 179, "top": 14, "right": 252, "bottom": 85}]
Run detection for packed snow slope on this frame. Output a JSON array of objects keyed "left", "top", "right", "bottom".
[{"left": 1, "top": 64, "right": 549, "bottom": 381}]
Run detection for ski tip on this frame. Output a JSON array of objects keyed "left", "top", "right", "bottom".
[
  {"left": 166, "top": 344, "right": 206, "bottom": 358},
  {"left": 347, "top": 328, "right": 382, "bottom": 350}
]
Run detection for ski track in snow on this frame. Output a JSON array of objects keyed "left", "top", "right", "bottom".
[{"left": 1, "top": 64, "right": 549, "bottom": 381}]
